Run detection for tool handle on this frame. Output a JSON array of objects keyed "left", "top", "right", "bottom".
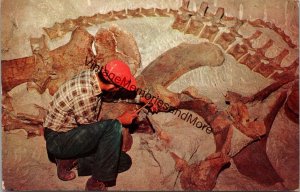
[{"left": 134, "top": 100, "right": 151, "bottom": 113}]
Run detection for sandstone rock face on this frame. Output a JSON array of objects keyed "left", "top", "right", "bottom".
[
  {"left": 147, "top": 111, "right": 216, "bottom": 190},
  {"left": 1, "top": 113, "right": 216, "bottom": 190},
  {"left": 1, "top": 0, "right": 299, "bottom": 191}
]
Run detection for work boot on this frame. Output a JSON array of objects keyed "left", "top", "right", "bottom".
[
  {"left": 55, "top": 158, "right": 77, "bottom": 181},
  {"left": 85, "top": 177, "right": 107, "bottom": 191}
]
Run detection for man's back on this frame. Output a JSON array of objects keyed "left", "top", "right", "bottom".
[{"left": 43, "top": 70, "right": 102, "bottom": 132}]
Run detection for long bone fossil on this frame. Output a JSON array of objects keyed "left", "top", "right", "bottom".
[{"left": 1, "top": 0, "right": 299, "bottom": 190}]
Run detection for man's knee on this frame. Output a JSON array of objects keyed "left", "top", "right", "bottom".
[
  {"left": 46, "top": 139, "right": 63, "bottom": 158},
  {"left": 118, "top": 152, "right": 132, "bottom": 173},
  {"left": 105, "top": 119, "right": 122, "bottom": 135},
  {"left": 111, "top": 119, "right": 122, "bottom": 134},
  {"left": 112, "top": 119, "right": 122, "bottom": 132}
]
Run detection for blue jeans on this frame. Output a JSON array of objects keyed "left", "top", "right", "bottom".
[{"left": 44, "top": 119, "right": 132, "bottom": 184}]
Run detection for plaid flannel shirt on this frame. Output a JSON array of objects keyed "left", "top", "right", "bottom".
[{"left": 43, "top": 70, "right": 102, "bottom": 132}]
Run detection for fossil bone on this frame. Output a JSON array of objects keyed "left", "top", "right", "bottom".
[
  {"left": 1, "top": 0, "right": 299, "bottom": 190},
  {"left": 94, "top": 25, "right": 141, "bottom": 74}
]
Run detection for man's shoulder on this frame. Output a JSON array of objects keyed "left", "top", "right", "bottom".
[
  {"left": 71, "top": 70, "right": 94, "bottom": 80},
  {"left": 55, "top": 70, "right": 94, "bottom": 97}
]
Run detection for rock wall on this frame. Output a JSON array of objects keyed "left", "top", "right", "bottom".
[{"left": 1, "top": 0, "right": 299, "bottom": 191}]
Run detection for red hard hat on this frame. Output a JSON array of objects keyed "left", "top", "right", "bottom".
[{"left": 101, "top": 60, "right": 137, "bottom": 91}]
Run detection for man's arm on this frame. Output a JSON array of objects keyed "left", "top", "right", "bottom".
[
  {"left": 111, "top": 88, "right": 158, "bottom": 112},
  {"left": 72, "top": 93, "right": 100, "bottom": 124}
]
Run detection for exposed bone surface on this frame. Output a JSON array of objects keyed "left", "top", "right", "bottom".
[
  {"left": 214, "top": 160, "right": 287, "bottom": 191},
  {"left": 138, "top": 42, "right": 224, "bottom": 87},
  {"left": 266, "top": 108, "right": 299, "bottom": 189},
  {"left": 1, "top": 0, "right": 299, "bottom": 191}
]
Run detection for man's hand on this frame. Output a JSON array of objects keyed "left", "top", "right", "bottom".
[
  {"left": 117, "top": 111, "right": 138, "bottom": 125},
  {"left": 122, "top": 128, "right": 133, "bottom": 152},
  {"left": 140, "top": 97, "right": 159, "bottom": 113}
]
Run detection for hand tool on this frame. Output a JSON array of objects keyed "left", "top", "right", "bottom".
[{"left": 134, "top": 100, "right": 151, "bottom": 113}]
